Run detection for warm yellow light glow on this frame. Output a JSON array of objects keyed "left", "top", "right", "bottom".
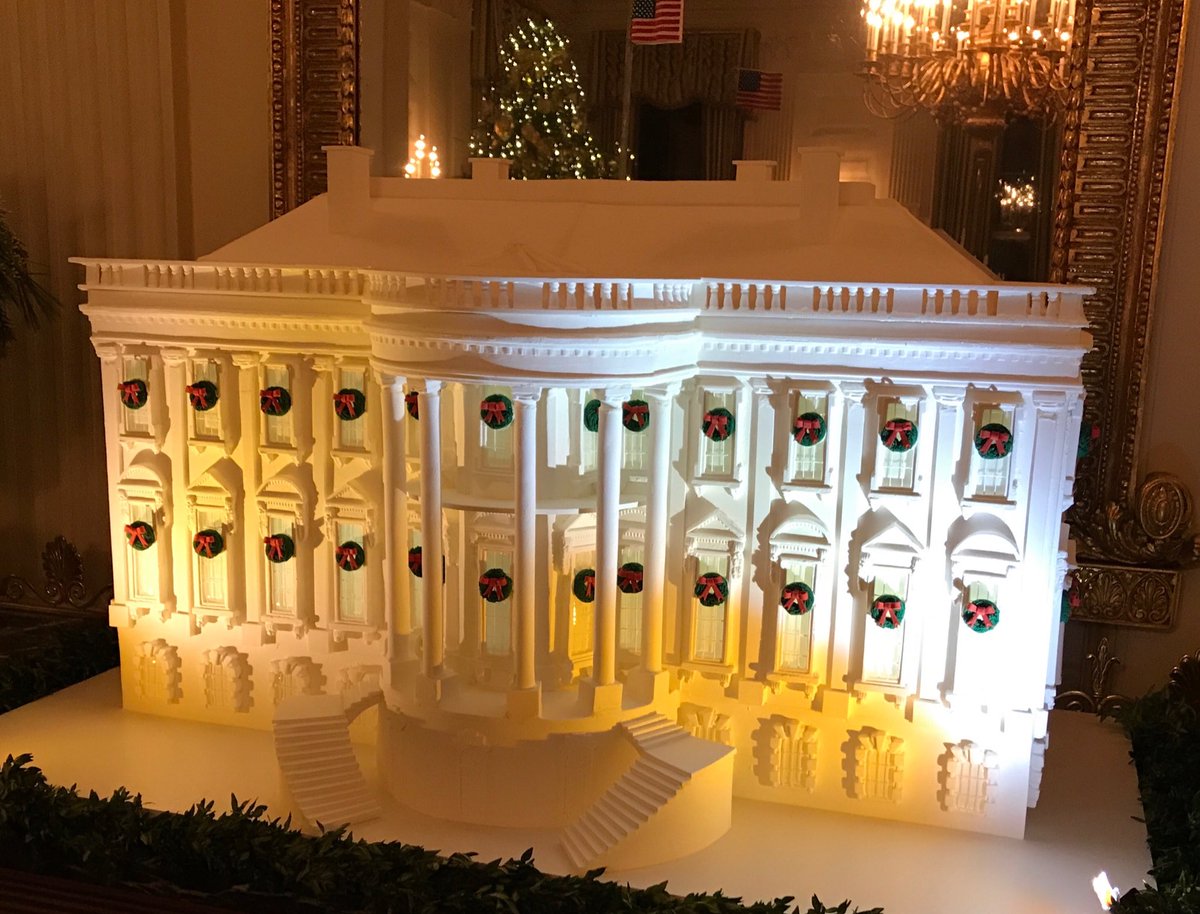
[
  {"left": 1092, "top": 872, "right": 1119, "bottom": 910},
  {"left": 404, "top": 134, "right": 442, "bottom": 179}
]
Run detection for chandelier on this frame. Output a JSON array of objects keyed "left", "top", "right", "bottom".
[{"left": 860, "top": 0, "right": 1076, "bottom": 122}]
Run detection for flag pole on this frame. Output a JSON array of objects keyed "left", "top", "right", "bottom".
[{"left": 618, "top": 0, "right": 635, "bottom": 179}]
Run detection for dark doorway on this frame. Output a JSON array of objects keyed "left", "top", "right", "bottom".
[{"left": 634, "top": 102, "right": 705, "bottom": 180}]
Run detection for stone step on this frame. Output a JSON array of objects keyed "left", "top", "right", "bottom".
[
  {"left": 606, "top": 783, "right": 656, "bottom": 821},
  {"left": 593, "top": 792, "right": 642, "bottom": 830},
  {"left": 274, "top": 716, "right": 353, "bottom": 735},
  {"left": 629, "top": 759, "right": 685, "bottom": 792},
  {"left": 564, "top": 821, "right": 605, "bottom": 862},
  {"left": 274, "top": 731, "right": 355, "bottom": 753},
  {"left": 578, "top": 808, "right": 624, "bottom": 847},
  {"left": 589, "top": 797, "right": 637, "bottom": 837}
]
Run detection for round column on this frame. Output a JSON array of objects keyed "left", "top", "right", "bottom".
[{"left": 417, "top": 380, "right": 445, "bottom": 684}]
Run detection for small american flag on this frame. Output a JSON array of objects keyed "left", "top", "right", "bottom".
[
  {"left": 736, "top": 68, "right": 783, "bottom": 111},
  {"left": 631, "top": 0, "right": 684, "bottom": 45}
]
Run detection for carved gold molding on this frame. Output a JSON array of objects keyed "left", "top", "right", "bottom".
[
  {"left": 1053, "top": 0, "right": 1197, "bottom": 628},
  {"left": 269, "top": 0, "right": 360, "bottom": 219}
]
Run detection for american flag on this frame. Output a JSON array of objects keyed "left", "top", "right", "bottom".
[
  {"left": 736, "top": 68, "right": 784, "bottom": 111},
  {"left": 630, "top": 0, "right": 684, "bottom": 45}
]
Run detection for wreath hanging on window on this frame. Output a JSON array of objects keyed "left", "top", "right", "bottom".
[
  {"left": 263, "top": 533, "right": 295, "bottom": 563},
  {"left": 259, "top": 386, "right": 292, "bottom": 416},
  {"left": 117, "top": 378, "right": 148, "bottom": 410},
  {"left": 618, "top": 562, "right": 644, "bottom": 594},
  {"left": 974, "top": 423, "right": 1012, "bottom": 459},
  {"left": 702, "top": 408, "right": 735, "bottom": 442},
  {"left": 694, "top": 572, "right": 728, "bottom": 607},
  {"left": 780, "top": 581, "right": 814, "bottom": 616},
  {"left": 123, "top": 521, "right": 155, "bottom": 550},
  {"left": 583, "top": 398, "right": 600, "bottom": 432},
  {"left": 962, "top": 598, "right": 999, "bottom": 632},
  {"left": 405, "top": 391, "right": 420, "bottom": 420},
  {"left": 336, "top": 541, "right": 366, "bottom": 572},
  {"left": 572, "top": 568, "right": 596, "bottom": 603},
  {"left": 192, "top": 529, "right": 225, "bottom": 558},
  {"left": 622, "top": 399, "right": 650, "bottom": 433},
  {"left": 186, "top": 380, "right": 218, "bottom": 412},
  {"left": 870, "top": 594, "right": 905, "bottom": 629},
  {"left": 480, "top": 394, "right": 514, "bottom": 429},
  {"left": 333, "top": 388, "right": 367, "bottom": 420},
  {"left": 792, "top": 412, "right": 826, "bottom": 447},
  {"left": 880, "top": 419, "right": 917, "bottom": 452},
  {"left": 478, "top": 568, "right": 513, "bottom": 603}
]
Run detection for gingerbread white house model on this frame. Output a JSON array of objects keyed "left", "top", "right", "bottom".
[{"left": 76, "top": 147, "right": 1089, "bottom": 869}]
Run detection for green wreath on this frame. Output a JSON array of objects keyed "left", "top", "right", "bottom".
[
  {"left": 870, "top": 594, "right": 905, "bottom": 629},
  {"left": 793, "top": 412, "right": 826, "bottom": 447},
  {"left": 572, "top": 568, "right": 596, "bottom": 603},
  {"left": 123, "top": 521, "right": 155, "bottom": 551},
  {"left": 694, "top": 572, "right": 729, "bottom": 607},
  {"left": 480, "top": 394, "right": 514, "bottom": 429},
  {"left": 974, "top": 423, "right": 1012, "bottom": 459},
  {"left": 618, "top": 562, "right": 644, "bottom": 594},
  {"left": 880, "top": 419, "right": 918, "bottom": 452},
  {"left": 117, "top": 378, "right": 148, "bottom": 410},
  {"left": 962, "top": 598, "right": 999, "bottom": 632},
  {"left": 702, "top": 407, "right": 735, "bottom": 442},
  {"left": 186, "top": 380, "right": 219, "bottom": 412},
  {"left": 405, "top": 391, "right": 420, "bottom": 420},
  {"left": 259, "top": 386, "right": 292, "bottom": 416},
  {"left": 780, "top": 581, "right": 814, "bottom": 616},
  {"left": 263, "top": 533, "right": 295, "bottom": 563},
  {"left": 479, "top": 568, "right": 513, "bottom": 603},
  {"left": 192, "top": 529, "right": 225, "bottom": 559},
  {"left": 623, "top": 399, "right": 650, "bottom": 433},
  {"left": 583, "top": 398, "right": 600, "bottom": 432},
  {"left": 333, "top": 388, "right": 367, "bottom": 421}
]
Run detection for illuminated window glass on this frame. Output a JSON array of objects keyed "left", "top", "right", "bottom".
[
  {"left": 337, "top": 368, "right": 367, "bottom": 450},
  {"left": 788, "top": 392, "right": 828, "bottom": 484},
  {"left": 195, "top": 507, "right": 226, "bottom": 609},
  {"left": 862, "top": 570, "right": 909, "bottom": 685},
  {"left": 264, "top": 365, "right": 293, "bottom": 447},
  {"left": 336, "top": 520, "right": 366, "bottom": 622},
  {"left": 875, "top": 399, "right": 918, "bottom": 491},
  {"left": 969, "top": 405, "right": 1015, "bottom": 499},
  {"left": 482, "top": 547, "right": 512, "bottom": 656},
  {"left": 267, "top": 516, "right": 297, "bottom": 616},
  {"left": 122, "top": 357, "right": 151, "bottom": 435},
  {"left": 693, "top": 554, "right": 729, "bottom": 663},
  {"left": 699, "top": 391, "right": 736, "bottom": 478},
  {"left": 778, "top": 558, "right": 815, "bottom": 673},
  {"left": 618, "top": 543, "right": 644, "bottom": 654}
]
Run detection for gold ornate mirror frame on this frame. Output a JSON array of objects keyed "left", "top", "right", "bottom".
[{"left": 269, "top": 0, "right": 1197, "bottom": 634}]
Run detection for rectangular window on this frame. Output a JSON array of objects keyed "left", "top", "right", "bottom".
[
  {"left": 405, "top": 388, "right": 421, "bottom": 459},
  {"left": 699, "top": 390, "right": 736, "bottom": 478},
  {"left": 482, "top": 547, "right": 512, "bottom": 656},
  {"left": 875, "top": 399, "right": 918, "bottom": 491},
  {"left": 195, "top": 507, "right": 227, "bottom": 609},
  {"left": 267, "top": 516, "right": 297, "bottom": 616},
  {"left": 622, "top": 390, "right": 648, "bottom": 472},
  {"left": 862, "top": 570, "right": 909, "bottom": 685},
  {"left": 128, "top": 502, "right": 157, "bottom": 601},
  {"left": 569, "top": 549, "right": 595, "bottom": 658},
  {"left": 788, "top": 392, "right": 828, "bottom": 484},
  {"left": 264, "top": 365, "right": 294, "bottom": 447},
  {"left": 480, "top": 386, "right": 514, "bottom": 469},
  {"left": 337, "top": 368, "right": 367, "bottom": 450},
  {"left": 407, "top": 524, "right": 423, "bottom": 612},
  {"left": 693, "top": 554, "right": 729, "bottom": 663},
  {"left": 580, "top": 389, "right": 598, "bottom": 473},
  {"left": 618, "top": 543, "right": 644, "bottom": 654},
  {"left": 336, "top": 520, "right": 366, "bottom": 622},
  {"left": 969, "top": 405, "right": 1015, "bottom": 499},
  {"left": 122, "top": 357, "right": 151, "bottom": 435},
  {"left": 191, "top": 360, "right": 221, "bottom": 440},
  {"left": 778, "top": 559, "right": 815, "bottom": 672}
]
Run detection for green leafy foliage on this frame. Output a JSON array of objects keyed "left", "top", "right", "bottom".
[
  {"left": 0, "top": 755, "right": 881, "bottom": 913},
  {"left": 0, "top": 205, "right": 57, "bottom": 352},
  {"left": 0, "top": 617, "right": 119, "bottom": 714},
  {"left": 1112, "top": 688, "right": 1200, "bottom": 913}
]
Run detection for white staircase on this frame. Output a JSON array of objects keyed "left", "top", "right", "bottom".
[
  {"left": 273, "top": 685, "right": 383, "bottom": 830},
  {"left": 561, "top": 712, "right": 734, "bottom": 870}
]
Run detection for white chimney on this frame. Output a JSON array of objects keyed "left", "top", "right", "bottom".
[
  {"left": 733, "top": 160, "right": 776, "bottom": 182},
  {"left": 793, "top": 147, "right": 841, "bottom": 223},
  {"left": 323, "top": 145, "right": 374, "bottom": 234},
  {"left": 470, "top": 157, "right": 512, "bottom": 181}
]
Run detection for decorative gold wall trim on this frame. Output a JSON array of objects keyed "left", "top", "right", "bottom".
[
  {"left": 269, "top": 0, "right": 360, "bottom": 219},
  {"left": 1053, "top": 0, "right": 1197, "bottom": 629}
]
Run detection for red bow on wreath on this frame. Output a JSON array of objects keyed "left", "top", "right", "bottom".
[
  {"left": 623, "top": 402, "right": 649, "bottom": 429},
  {"left": 124, "top": 524, "right": 150, "bottom": 548},
  {"left": 782, "top": 586, "right": 810, "bottom": 613},
  {"left": 333, "top": 391, "right": 359, "bottom": 418},
  {"left": 480, "top": 400, "right": 509, "bottom": 426},
  {"left": 260, "top": 388, "right": 285, "bottom": 414},
  {"left": 793, "top": 416, "right": 821, "bottom": 443},
  {"left": 977, "top": 427, "right": 1010, "bottom": 456},
  {"left": 193, "top": 533, "right": 217, "bottom": 557},
  {"left": 263, "top": 535, "right": 287, "bottom": 561},
  {"left": 695, "top": 574, "right": 725, "bottom": 603},
  {"left": 405, "top": 391, "right": 419, "bottom": 419},
  {"left": 1068, "top": 587, "right": 1081, "bottom": 610},
  {"left": 408, "top": 550, "right": 422, "bottom": 575},
  {"left": 964, "top": 601, "right": 997, "bottom": 629},
  {"left": 883, "top": 419, "right": 914, "bottom": 449},
  {"left": 618, "top": 566, "right": 643, "bottom": 593},
  {"left": 579, "top": 574, "right": 595, "bottom": 599},
  {"left": 118, "top": 381, "right": 143, "bottom": 404},
  {"left": 185, "top": 384, "right": 210, "bottom": 409},
  {"left": 704, "top": 412, "right": 730, "bottom": 439},
  {"left": 479, "top": 574, "right": 510, "bottom": 601},
  {"left": 336, "top": 545, "right": 360, "bottom": 570},
  {"left": 873, "top": 599, "right": 903, "bottom": 627}
]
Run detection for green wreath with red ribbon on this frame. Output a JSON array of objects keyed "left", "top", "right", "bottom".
[
  {"left": 880, "top": 418, "right": 918, "bottom": 452},
  {"left": 962, "top": 598, "right": 999, "bottom": 632},
  {"left": 259, "top": 386, "right": 292, "bottom": 416},
  {"left": 623, "top": 399, "right": 650, "bottom": 433},
  {"left": 573, "top": 568, "right": 596, "bottom": 603},
  {"left": 583, "top": 398, "right": 600, "bottom": 432},
  {"left": 124, "top": 521, "right": 155, "bottom": 551},
  {"left": 407, "top": 546, "right": 444, "bottom": 580},
  {"left": 702, "top": 408, "right": 735, "bottom": 442},
  {"left": 780, "top": 581, "right": 814, "bottom": 616},
  {"left": 480, "top": 394, "right": 514, "bottom": 429},
  {"left": 479, "top": 568, "right": 513, "bottom": 603},
  {"left": 336, "top": 541, "right": 365, "bottom": 571},
  {"left": 192, "top": 529, "right": 225, "bottom": 559},
  {"left": 974, "top": 423, "right": 1012, "bottom": 459},
  {"left": 694, "top": 572, "right": 728, "bottom": 607},
  {"left": 117, "top": 378, "right": 148, "bottom": 410},
  {"left": 618, "top": 562, "right": 644, "bottom": 594},
  {"left": 870, "top": 593, "right": 905, "bottom": 629},
  {"left": 405, "top": 391, "right": 420, "bottom": 420},
  {"left": 793, "top": 412, "right": 826, "bottom": 447},
  {"left": 263, "top": 533, "right": 295, "bottom": 563},
  {"left": 186, "top": 380, "right": 218, "bottom": 412},
  {"left": 333, "top": 388, "right": 366, "bottom": 421},
  {"left": 1061, "top": 583, "right": 1081, "bottom": 623}
]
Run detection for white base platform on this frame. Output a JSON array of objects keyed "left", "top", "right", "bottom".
[{"left": 0, "top": 671, "right": 1152, "bottom": 914}]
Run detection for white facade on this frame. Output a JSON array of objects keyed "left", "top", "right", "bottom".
[{"left": 77, "top": 148, "right": 1089, "bottom": 865}]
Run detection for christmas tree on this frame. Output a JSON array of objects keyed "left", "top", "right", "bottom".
[{"left": 469, "top": 18, "right": 611, "bottom": 179}]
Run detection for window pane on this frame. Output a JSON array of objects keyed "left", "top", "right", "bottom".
[
  {"left": 480, "top": 386, "right": 514, "bottom": 469},
  {"left": 192, "top": 360, "right": 221, "bottom": 439},
  {"left": 581, "top": 389, "right": 598, "bottom": 472},
  {"left": 264, "top": 365, "right": 293, "bottom": 446},
  {"left": 569, "top": 549, "right": 595, "bottom": 657},
  {"left": 196, "top": 507, "right": 226, "bottom": 608},
  {"left": 618, "top": 544, "right": 644, "bottom": 653},
  {"left": 337, "top": 368, "right": 366, "bottom": 450},
  {"left": 778, "top": 559, "right": 815, "bottom": 672},
  {"left": 970, "top": 405, "right": 1013, "bottom": 499},
  {"left": 788, "top": 393, "right": 827, "bottom": 484},
  {"left": 129, "top": 502, "right": 156, "bottom": 601},
  {"left": 877, "top": 400, "right": 917, "bottom": 490},
  {"left": 862, "top": 571, "right": 908, "bottom": 684},
  {"left": 268, "top": 516, "right": 296, "bottom": 616},
  {"left": 336, "top": 521, "right": 366, "bottom": 622},
  {"left": 700, "top": 391, "right": 735, "bottom": 477},
  {"left": 122, "top": 357, "right": 151, "bottom": 434},
  {"left": 693, "top": 554, "right": 729, "bottom": 662},
  {"left": 622, "top": 389, "right": 647, "bottom": 472},
  {"left": 483, "top": 547, "right": 512, "bottom": 655}
]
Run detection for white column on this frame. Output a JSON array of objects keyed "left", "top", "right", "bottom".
[
  {"left": 828, "top": 380, "right": 868, "bottom": 708},
  {"left": 382, "top": 374, "right": 415, "bottom": 664},
  {"left": 231, "top": 352, "right": 264, "bottom": 623},
  {"left": 593, "top": 385, "right": 629, "bottom": 691},
  {"left": 641, "top": 383, "right": 677, "bottom": 675},
  {"left": 417, "top": 380, "right": 445, "bottom": 684},
  {"left": 509, "top": 387, "right": 543, "bottom": 717}
]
